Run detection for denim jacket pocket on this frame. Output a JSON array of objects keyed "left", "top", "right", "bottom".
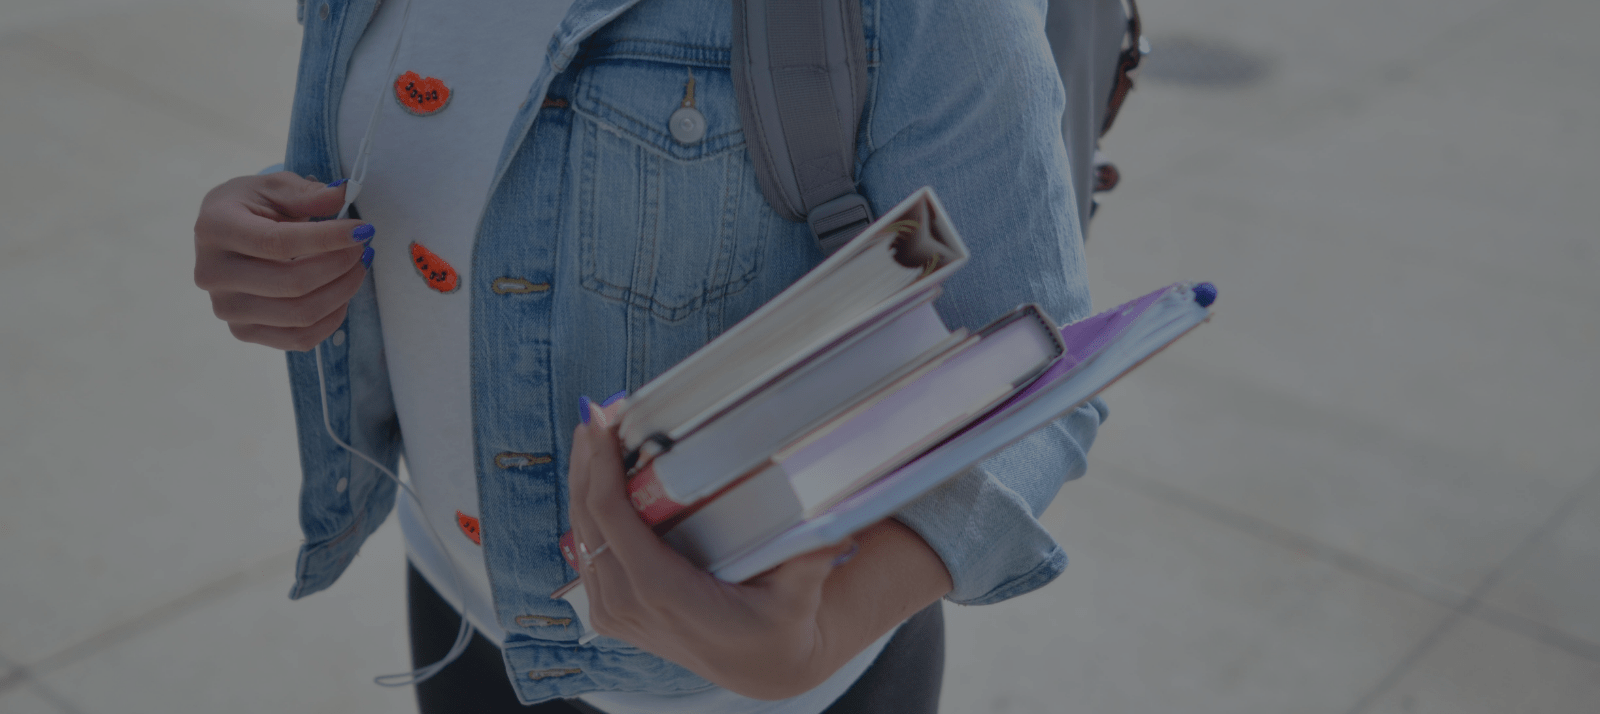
[{"left": 569, "top": 55, "right": 776, "bottom": 322}]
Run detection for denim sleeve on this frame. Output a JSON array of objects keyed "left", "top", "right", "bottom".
[
  {"left": 861, "top": 0, "right": 1106, "bottom": 605},
  {"left": 895, "top": 400, "right": 1106, "bottom": 605}
]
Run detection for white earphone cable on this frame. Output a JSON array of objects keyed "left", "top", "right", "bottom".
[
  {"left": 320, "top": 0, "right": 478, "bottom": 686},
  {"left": 336, "top": 0, "right": 414, "bottom": 220},
  {"left": 314, "top": 342, "right": 473, "bottom": 686}
]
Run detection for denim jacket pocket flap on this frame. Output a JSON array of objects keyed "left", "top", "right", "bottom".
[{"left": 572, "top": 56, "right": 744, "bottom": 162}]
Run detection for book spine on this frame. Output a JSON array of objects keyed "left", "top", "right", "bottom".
[
  {"left": 626, "top": 465, "right": 684, "bottom": 525},
  {"left": 651, "top": 297, "right": 956, "bottom": 503},
  {"left": 557, "top": 466, "right": 687, "bottom": 571},
  {"left": 559, "top": 462, "right": 804, "bottom": 572},
  {"left": 660, "top": 464, "right": 804, "bottom": 568}
]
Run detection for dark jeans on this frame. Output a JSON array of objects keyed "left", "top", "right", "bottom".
[{"left": 408, "top": 563, "right": 943, "bottom": 713}]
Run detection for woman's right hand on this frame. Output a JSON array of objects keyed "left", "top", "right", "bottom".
[{"left": 193, "top": 172, "right": 374, "bottom": 351}]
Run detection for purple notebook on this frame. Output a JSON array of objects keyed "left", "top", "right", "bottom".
[{"left": 991, "top": 282, "right": 1215, "bottom": 415}]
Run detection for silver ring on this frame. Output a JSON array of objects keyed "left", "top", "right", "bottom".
[{"left": 579, "top": 541, "right": 609, "bottom": 569}]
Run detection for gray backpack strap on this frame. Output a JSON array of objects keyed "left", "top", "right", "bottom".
[
  {"left": 732, "top": 0, "right": 872, "bottom": 256},
  {"left": 1046, "top": 0, "right": 1143, "bottom": 236}
]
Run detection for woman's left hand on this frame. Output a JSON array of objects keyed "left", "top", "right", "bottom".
[{"left": 566, "top": 401, "right": 856, "bottom": 700}]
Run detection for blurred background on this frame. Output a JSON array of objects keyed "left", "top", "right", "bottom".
[{"left": 1, "top": 0, "right": 1596, "bottom": 712}]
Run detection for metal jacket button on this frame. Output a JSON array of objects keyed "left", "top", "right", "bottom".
[{"left": 669, "top": 106, "right": 706, "bottom": 144}]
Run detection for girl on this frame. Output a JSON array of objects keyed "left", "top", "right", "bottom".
[{"left": 191, "top": 0, "right": 1103, "bottom": 710}]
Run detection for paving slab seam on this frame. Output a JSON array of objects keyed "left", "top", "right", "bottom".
[
  {"left": 1100, "top": 458, "right": 1600, "bottom": 668},
  {"left": 0, "top": 666, "right": 88, "bottom": 714},
  {"left": 0, "top": 670, "right": 89, "bottom": 714},
  {"left": 1471, "top": 601, "right": 1600, "bottom": 663},
  {"left": 0, "top": 666, "right": 23, "bottom": 695},
  {"left": 1096, "top": 458, "right": 1473, "bottom": 609},
  {"left": 24, "top": 547, "right": 301, "bottom": 676},
  {"left": 1341, "top": 468, "right": 1600, "bottom": 714},
  {"left": 1117, "top": 350, "right": 1541, "bottom": 492},
  {"left": 12, "top": 31, "right": 281, "bottom": 152},
  {"left": 1339, "top": 609, "right": 1469, "bottom": 714}
]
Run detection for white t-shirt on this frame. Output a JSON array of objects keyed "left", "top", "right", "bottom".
[
  {"left": 336, "top": 1, "right": 892, "bottom": 712},
  {"left": 338, "top": 0, "right": 561, "bottom": 648}
]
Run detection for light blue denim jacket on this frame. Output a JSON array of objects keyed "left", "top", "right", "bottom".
[{"left": 281, "top": 0, "right": 1106, "bottom": 702}]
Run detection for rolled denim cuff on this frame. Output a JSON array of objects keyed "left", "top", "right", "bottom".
[{"left": 895, "top": 399, "right": 1106, "bottom": 606}]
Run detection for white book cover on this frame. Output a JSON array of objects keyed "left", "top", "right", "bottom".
[{"left": 617, "top": 188, "right": 969, "bottom": 456}]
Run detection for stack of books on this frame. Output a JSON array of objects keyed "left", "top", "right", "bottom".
[{"left": 553, "top": 188, "right": 1215, "bottom": 629}]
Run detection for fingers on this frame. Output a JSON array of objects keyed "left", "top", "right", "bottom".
[
  {"left": 255, "top": 171, "right": 352, "bottom": 221},
  {"left": 563, "top": 401, "right": 853, "bottom": 667},
  {"left": 598, "top": 391, "right": 627, "bottom": 424},
  {"left": 577, "top": 407, "right": 681, "bottom": 581},
  {"left": 195, "top": 174, "right": 370, "bottom": 261},
  {"left": 211, "top": 257, "right": 368, "bottom": 328},
  {"left": 228, "top": 302, "right": 350, "bottom": 352},
  {"left": 566, "top": 415, "right": 598, "bottom": 565},
  {"left": 566, "top": 414, "right": 639, "bottom": 637},
  {"left": 193, "top": 173, "right": 375, "bottom": 353},
  {"left": 570, "top": 399, "right": 707, "bottom": 640},
  {"left": 566, "top": 414, "right": 613, "bottom": 585},
  {"left": 218, "top": 212, "right": 372, "bottom": 262},
  {"left": 195, "top": 243, "right": 364, "bottom": 297}
]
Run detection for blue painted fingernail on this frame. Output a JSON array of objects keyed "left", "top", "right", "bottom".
[
  {"left": 601, "top": 391, "right": 628, "bottom": 408},
  {"left": 579, "top": 395, "right": 592, "bottom": 424},
  {"left": 831, "top": 542, "right": 860, "bottom": 567},
  {"left": 361, "top": 245, "right": 374, "bottom": 268},
  {"left": 326, "top": 178, "right": 348, "bottom": 188},
  {"left": 351, "top": 223, "right": 375, "bottom": 242}
]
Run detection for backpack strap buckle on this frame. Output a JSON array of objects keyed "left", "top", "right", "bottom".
[{"left": 808, "top": 193, "right": 873, "bottom": 256}]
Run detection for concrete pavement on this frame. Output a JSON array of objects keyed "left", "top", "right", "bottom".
[{"left": 1, "top": 0, "right": 1595, "bottom": 712}]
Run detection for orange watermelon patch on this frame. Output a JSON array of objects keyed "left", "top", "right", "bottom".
[
  {"left": 457, "top": 511, "right": 482, "bottom": 545},
  {"left": 394, "top": 71, "right": 451, "bottom": 116},
  {"left": 410, "top": 241, "right": 460, "bottom": 293}
]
